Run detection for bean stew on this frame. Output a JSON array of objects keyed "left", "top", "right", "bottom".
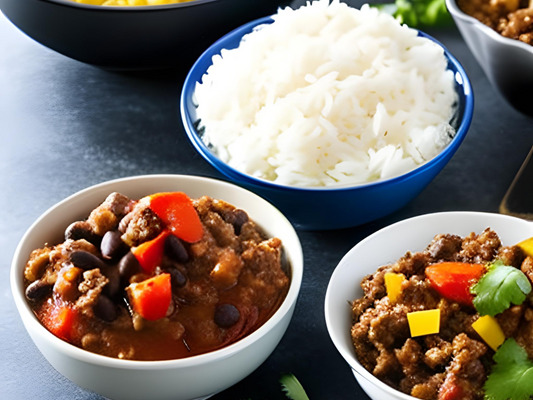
[{"left": 24, "top": 192, "right": 290, "bottom": 361}]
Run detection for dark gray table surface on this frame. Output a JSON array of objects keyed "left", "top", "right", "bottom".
[{"left": 1, "top": 1, "right": 532, "bottom": 399}]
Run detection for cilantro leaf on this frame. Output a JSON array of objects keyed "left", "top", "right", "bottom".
[
  {"left": 485, "top": 339, "right": 533, "bottom": 400},
  {"left": 370, "top": 0, "right": 451, "bottom": 28},
  {"left": 280, "top": 373, "right": 310, "bottom": 400},
  {"left": 471, "top": 262, "right": 531, "bottom": 317}
]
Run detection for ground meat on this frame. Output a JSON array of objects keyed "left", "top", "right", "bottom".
[
  {"left": 498, "top": 245, "right": 526, "bottom": 268},
  {"left": 352, "top": 296, "right": 373, "bottom": 322},
  {"left": 121, "top": 204, "right": 163, "bottom": 247},
  {"left": 515, "top": 306, "right": 533, "bottom": 359},
  {"left": 426, "top": 234, "right": 463, "bottom": 261},
  {"left": 76, "top": 269, "right": 108, "bottom": 317},
  {"left": 424, "top": 336, "right": 453, "bottom": 369},
  {"left": 360, "top": 265, "right": 389, "bottom": 301},
  {"left": 24, "top": 247, "right": 51, "bottom": 282},
  {"left": 496, "top": 304, "right": 524, "bottom": 337},
  {"left": 521, "top": 256, "right": 533, "bottom": 284},
  {"left": 399, "top": 276, "right": 441, "bottom": 312},
  {"left": 412, "top": 373, "right": 446, "bottom": 400},
  {"left": 394, "top": 251, "right": 431, "bottom": 276},
  {"left": 458, "top": 228, "right": 501, "bottom": 263},
  {"left": 458, "top": 0, "right": 533, "bottom": 46}
]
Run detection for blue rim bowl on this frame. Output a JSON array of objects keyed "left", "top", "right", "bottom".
[{"left": 180, "top": 16, "right": 474, "bottom": 231}]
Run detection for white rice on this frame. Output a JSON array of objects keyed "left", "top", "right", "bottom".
[{"left": 194, "top": 0, "right": 457, "bottom": 187}]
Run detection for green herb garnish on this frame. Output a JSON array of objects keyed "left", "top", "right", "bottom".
[
  {"left": 280, "top": 373, "right": 310, "bottom": 400},
  {"left": 471, "top": 260, "right": 531, "bottom": 317},
  {"left": 372, "top": 0, "right": 451, "bottom": 28},
  {"left": 485, "top": 338, "right": 533, "bottom": 400}
]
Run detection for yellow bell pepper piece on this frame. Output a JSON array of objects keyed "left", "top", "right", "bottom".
[
  {"left": 384, "top": 272, "right": 406, "bottom": 303},
  {"left": 518, "top": 237, "right": 533, "bottom": 258},
  {"left": 472, "top": 315, "right": 506, "bottom": 351},
  {"left": 407, "top": 309, "right": 440, "bottom": 337}
]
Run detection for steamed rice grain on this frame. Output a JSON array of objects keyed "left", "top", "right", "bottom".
[{"left": 194, "top": 0, "right": 458, "bottom": 187}]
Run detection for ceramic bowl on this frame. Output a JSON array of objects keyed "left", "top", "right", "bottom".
[
  {"left": 324, "top": 211, "right": 533, "bottom": 400},
  {"left": 447, "top": 0, "right": 533, "bottom": 115},
  {"left": 181, "top": 17, "right": 474, "bottom": 231},
  {"left": 0, "top": 0, "right": 290, "bottom": 70},
  {"left": 11, "top": 174, "right": 303, "bottom": 400}
]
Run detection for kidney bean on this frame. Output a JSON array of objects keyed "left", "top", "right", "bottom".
[
  {"left": 65, "top": 221, "right": 101, "bottom": 245},
  {"left": 101, "top": 265, "right": 120, "bottom": 299},
  {"left": 101, "top": 230, "right": 127, "bottom": 260},
  {"left": 169, "top": 269, "right": 187, "bottom": 289},
  {"left": 119, "top": 251, "right": 141, "bottom": 284},
  {"left": 70, "top": 251, "right": 107, "bottom": 271},
  {"left": 165, "top": 235, "right": 189, "bottom": 263},
  {"left": 231, "top": 210, "right": 248, "bottom": 235},
  {"left": 25, "top": 280, "right": 52, "bottom": 301},
  {"left": 214, "top": 304, "right": 240, "bottom": 328},
  {"left": 94, "top": 295, "right": 118, "bottom": 322}
]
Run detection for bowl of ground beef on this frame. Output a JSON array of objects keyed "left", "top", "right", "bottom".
[
  {"left": 325, "top": 211, "right": 533, "bottom": 400},
  {"left": 11, "top": 174, "right": 303, "bottom": 400},
  {"left": 447, "top": 0, "right": 533, "bottom": 115}
]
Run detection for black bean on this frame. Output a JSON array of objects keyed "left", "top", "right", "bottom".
[
  {"left": 230, "top": 210, "right": 248, "bottom": 235},
  {"left": 70, "top": 251, "right": 106, "bottom": 271},
  {"left": 65, "top": 221, "right": 100, "bottom": 246},
  {"left": 101, "top": 230, "right": 127, "bottom": 260},
  {"left": 165, "top": 235, "right": 189, "bottom": 263},
  {"left": 118, "top": 251, "right": 141, "bottom": 284},
  {"left": 101, "top": 265, "right": 120, "bottom": 299},
  {"left": 94, "top": 295, "right": 117, "bottom": 322},
  {"left": 214, "top": 304, "right": 240, "bottom": 328},
  {"left": 169, "top": 269, "right": 187, "bottom": 289},
  {"left": 25, "top": 280, "right": 52, "bottom": 301}
]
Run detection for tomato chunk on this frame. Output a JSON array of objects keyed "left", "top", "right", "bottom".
[
  {"left": 128, "top": 274, "right": 171, "bottom": 321},
  {"left": 426, "top": 262, "right": 486, "bottom": 305},
  {"left": 131, "top": 231, "right": 170, "bottom": 274},
  {"left": 148, "top": 192, "right": 203, "bottom": 243},
  {"left": 42, "top": 303, "right": 77, "bottom": 342}
]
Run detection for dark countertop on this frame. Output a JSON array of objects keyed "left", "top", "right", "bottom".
[{"left": 1, "top": 2, "right": 532, "bottom": 399}]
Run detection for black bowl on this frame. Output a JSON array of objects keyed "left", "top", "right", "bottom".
[{"left": 0, "top": 0, "right": 291, "bottom": 70}]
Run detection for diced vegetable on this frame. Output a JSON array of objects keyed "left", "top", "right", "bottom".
[
  {"left": 518, "top": 237, "right": 533, "bottom": 258},
  {"left": 484, "top": 338, "right": 533, "bottom": 400},
  {"left": 131, "top": 231, "right": 170, "bottom": 274},
  {"left": 426, "top": 262, "right": 485, "bottom": 305},
  {"left": 407, "top": 309, "right": 440, "bottom": 337},
  {"left": 471, "top": 260, "right": 532, "bottom": 317},
  {"left": 148, "top": 192, "right": 203, "bottom": 243},
  {"left": 127, "top": 273, "right": 171, "bottom": 321},
  {"left": 384, "top": 272, "right": 406, "bottom": 303},
  {"left": 472, "top": 315, "right": 505, "bottom": 351},
  {"left": 42, "top": 303, "right": 77, "bottom": 342}
]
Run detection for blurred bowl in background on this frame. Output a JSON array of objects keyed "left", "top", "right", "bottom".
[
  {"left": 447, "top": 0, "right": 533, "bottom": 116},
  {"left": 180, "top": 16, "right": 474, "bottom": 231},
  {"left": 0, "top": 0, "right": 290, "bottom": 70}
]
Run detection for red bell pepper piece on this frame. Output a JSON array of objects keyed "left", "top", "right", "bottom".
[
  {"left": 42, "top": 303, "right": 77, "bottom": 342},
  {"left": 426, "top": 262, "right": 486, "bottom": 305},
  {"left": 131, "top": 231, "right": 170, "bottom": 274},
  {"left": 128, "top": 273, "right": 171, "bottom": 321},
  {"left": 148, "top": 192, "right": 203, "bottom": 243}
]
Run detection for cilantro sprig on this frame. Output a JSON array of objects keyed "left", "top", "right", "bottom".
[
  {"left": 471, "top": 260, "right": 531, "bottom": 317},
  {"left": 485, "top": 338, "right": 533, "bottom": 400},
  {"left": 280, "top": 373, "right": 310, "bottom": 400},
  {"left": 371, "top": 0, "right": 452, "bottom": 28}
]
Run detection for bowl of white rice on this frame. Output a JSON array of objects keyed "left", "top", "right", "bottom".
[{"left": 180, "top": 0, "right": 473, "bottom": 230}]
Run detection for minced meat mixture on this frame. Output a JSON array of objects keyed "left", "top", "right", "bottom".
[
  {"left": 458, "top": 0, "right": 533, "bottom": 45},
  {"left": 351, "top": 228, "right": 533, "bottom": 400},
  {"left": 24, "top": 192, "right": 289, "bottom": 361}
]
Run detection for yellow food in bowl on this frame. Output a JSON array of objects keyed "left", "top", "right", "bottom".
[{"left": 72, "top": 0, "right": 193, "bottom": 6}]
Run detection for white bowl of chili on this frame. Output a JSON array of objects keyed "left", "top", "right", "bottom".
[
  {"left": 325, "top": 211, "right": 533, "bottom": 400},
  {"left": 11, "top": 174, "right": 303, "bottom": 400}
]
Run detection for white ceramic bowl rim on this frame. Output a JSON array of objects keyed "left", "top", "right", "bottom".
[
  {"left": 40, "top": 0, "right": 218, "bottom": 12},
  {"left": 11, "top": 174, "right": 303, "bottom": 370},
  {"left": 446, "top": 0, "right": 533, "bottom": 54},
  {"left": 325, "top": 211, "right": 533, "bottom": 400}
]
